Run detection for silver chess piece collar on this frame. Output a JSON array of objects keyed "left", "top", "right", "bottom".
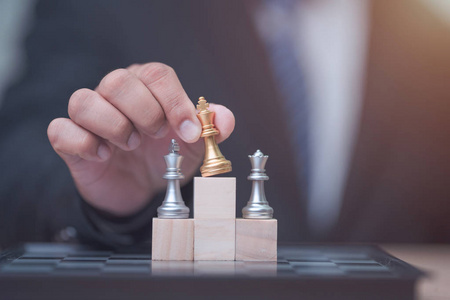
[
  {"left": 242, "top": 150, "right": 274, "bottom": 219},
  {"left": 157, "top": 139, "right": 190, "bottom": 218}
]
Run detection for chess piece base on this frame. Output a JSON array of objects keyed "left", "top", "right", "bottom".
[
  {"left": 200, "top": 159, "right": 232, "bottom": 177},
  {"left": 200, "top": 136, "right": 232, "bottom": 177},
  {"left": 242, "top": 178, "right": 273, "bottom": 219}
]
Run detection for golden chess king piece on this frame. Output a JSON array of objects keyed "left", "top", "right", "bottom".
[{"left": 196, "top": 97, "right": 232, "bottom": 177}]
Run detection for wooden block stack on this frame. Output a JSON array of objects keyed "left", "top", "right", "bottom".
[
  {"left": 194, "top": 177, "right": 236, "bottom": 260},
  {"left": 152, "top": 176, "right": 277, "bottom": 261}
]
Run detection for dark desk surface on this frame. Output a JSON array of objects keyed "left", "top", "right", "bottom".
[
  {"left": 0, "top": 243, "right": 422, "bottom": 300},
  {"left": 382, "top": 244, "right": 450, "bottom": 300}
]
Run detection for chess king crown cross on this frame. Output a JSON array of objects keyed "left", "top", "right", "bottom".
[{"left": 152, "top": 97, "right": 277, "bottom": 261}]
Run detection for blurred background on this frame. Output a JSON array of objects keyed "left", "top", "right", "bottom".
[
  {"left": 1, "top": 0, "right": 450, "bottom": 104},
  {"left": 0, "top": 0, "right": 450, "bottom": 247},
  {"left": 0, "top": 4, "right": 449, "bottom": 299}
]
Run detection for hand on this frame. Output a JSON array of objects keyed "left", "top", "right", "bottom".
[{"left": 47, "top": 63, "right": 235, "bottom": 216}]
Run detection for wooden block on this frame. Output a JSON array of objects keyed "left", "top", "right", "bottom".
[
  {"left": 152, "top": 218, "right": 194, "bottom": 261},
  {"left": 235, "top": 218, "right": 277, "bottom": 261},
  {"left": 194, "top": 177, "right": 236, "bottom": 219},
  {"left": 194, "top": 219, "right": 235, "bottom": 261}
]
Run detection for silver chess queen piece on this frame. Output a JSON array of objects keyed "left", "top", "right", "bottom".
[
  {"left": 157, "top": 139, "right": 190, "bottom": 219},
  {"left": 242, "top": 149, "right": 274, "bottom": 219}
]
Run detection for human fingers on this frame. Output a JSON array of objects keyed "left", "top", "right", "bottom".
[
  {"left": 207, "top": 103, "right": 235, "bottom": 143},
  {"left": 68, "top": 88, "right": 140, "bottom": 151},
  {"left": 96, "top": 69, "right": 169, "bottom": 138},
  {"left": 47, "top": 117, "right": 111, "bottom": 162},
  {"left": 130, "top": 62, "right": 202, "bottom": 143}
]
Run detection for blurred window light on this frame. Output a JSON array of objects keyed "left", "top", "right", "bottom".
[{"left": 420, "top": 0, "right": 450, "bottom": 26}]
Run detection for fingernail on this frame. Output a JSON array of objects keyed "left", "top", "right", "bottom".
[
  {"left": 127, "top": 131, "right": 141, "bottom": 149},
  {"left": 179, "top": 120, "right": 201, "bottom": 142},
  {"left": 97, "top": 144, "right": 110, "bottom": 160}
]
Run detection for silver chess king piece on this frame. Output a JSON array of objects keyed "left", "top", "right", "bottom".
[
  {"left": 242, "top": 149, "right": 274, "bottom": 219},
  {"left": 157, "top": 139, "right": 190, "bottom": 219}
]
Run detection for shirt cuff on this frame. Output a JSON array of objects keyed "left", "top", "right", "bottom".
[{"left": 76, "top": 191, "right": 164, "bottom": 248}]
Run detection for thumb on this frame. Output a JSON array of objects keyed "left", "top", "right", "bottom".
[{"left": 207, "top": 104, "right": 235, "bottom": 144}]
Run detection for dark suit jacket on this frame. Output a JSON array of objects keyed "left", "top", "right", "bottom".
[{"left": 0, "top": 0, "right": 449, "bottom": 248}]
